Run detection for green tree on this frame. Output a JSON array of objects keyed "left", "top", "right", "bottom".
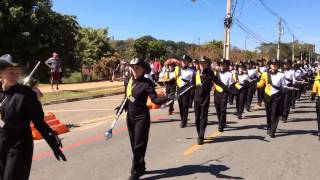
[
  {"left": 76, "top": 27, "right": 113, "bottom": 65},
  {"left": 0, "top": 0, "right": 80, "bottom": 81},
  {"left": 148, "top": 40, "right": 166, "bottom": 60}
]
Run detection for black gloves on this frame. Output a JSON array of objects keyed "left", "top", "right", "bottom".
[
  {"left": 114, "top": 106, "right": 121, "bottom": 114},
  {"left": 46, "top": 132, "right": 67, "bottom": 161},
  {"left": 310, "top": 92, "right": 316, "bottom": 101}
]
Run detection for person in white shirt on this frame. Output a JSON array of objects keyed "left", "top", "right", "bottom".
[
  {"left": 282, "top": 59, "right": 296, "bottom": 123},
  {"left": 213, "top": 58, "right": 234, "bottom": 132},
  {"left": 257, "top": 59, "right": 268, "bottom": 107},
  {"left": 176, "top": 55, "right": 195, "bottom": 128},
  {"left": 246, "top": 61, "right": 259, "bottom": 112},
  {"left": 257, "top": 59, "right": 287, "bottom": 138},
  {"left": 162, "top": 64, "right": 177, "bottom": 115},
  {"left": 234, "top": 63, "right": 250, "bottom": 119}
]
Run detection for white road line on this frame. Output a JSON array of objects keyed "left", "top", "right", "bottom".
[
  {"left": 44, "top": 108, "right": 114, "bottom": 113},
  {"left": 82, "top": 98, "right": 123, "bottom": 102}
]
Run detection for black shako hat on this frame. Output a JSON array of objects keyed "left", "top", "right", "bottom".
[
  {"left": 0, "top": 54, "right": 21, "bottom": 70},
  {"left": 180, "top": 54, "right": 192, "bottom": 63},
  {"left": 129, "top": 58, "right": 151, "bottom": 74}
]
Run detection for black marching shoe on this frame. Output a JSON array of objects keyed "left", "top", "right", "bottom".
[
  {"left": 267, "top": 129, "right": 271, "bottom": 135},
  {"left": 281, "top": 117, "right": 287, "bottom": 123},
  {"left": 180, "top": 123, "right": 187, "bottom": 128},
  {"left": 128, "top": 174, "right": 139, "bottom": 180},
  {"left": 197, "top": 138, "right": 204, "bottom": 145},
  {"left": 237, "top": 114, "right": 242, "bottom": 120},
  {"left": 269, "top": 134, "right": 276, "bottom": 138}
]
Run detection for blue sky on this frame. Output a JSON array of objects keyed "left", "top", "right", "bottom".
[{"left": 53, "top": 0, "right": 320, "bottom": 52}]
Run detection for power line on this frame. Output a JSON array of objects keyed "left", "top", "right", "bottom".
[
  {"left": 234, "top": 18, "right": 272, "bottom": 44},
  {"left": 258, "top": 0, "right": 298, "bottom": 41},
  {"left": 231, "top": 0, "right": 238, "bottom": 18},
  {"left": 257, "top": 0, "right": 280, "bottom": 18}
]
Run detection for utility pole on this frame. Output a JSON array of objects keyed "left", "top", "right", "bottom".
[
  {"left": 292, "top": 36, "right": 295, "bottom": 61},
  {"left": 223, "top": 0, "right": 232, "bottom": 60},
  {"left": 277, "top": 17, "right": 282, "bottom": 60}
]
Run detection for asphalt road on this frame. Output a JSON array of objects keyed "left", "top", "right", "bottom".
[{"left": 30, "top": 92, "right": 320, "bottom": 180}]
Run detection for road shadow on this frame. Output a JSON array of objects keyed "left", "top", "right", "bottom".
[
  {"left": 66, "top": 123, "right": 81, "bottom": 129},
  {"left": 294, "top": 105, "right": 315, "bottom": 109},
  {"left": 287, "top": 118, "right": 316, "bottom": 123},
  {"left": 152, "top": 119, "right": 181, "bottom": 124},
  {"left": 296, "top": 101, "right": 314, "bottom": 104},
  {"left": 242, "top": 114, "right": 266, "bottom": 119},
  {"left": 275, "top": 129, "right": 318, "bottom": 137},
  {"left": 142, "top": 164, "right": 244, "bottom": 180},
  {"left": 205, "top": 135, "right": 269, "bottom": 144},
  {"left": 224, "top": 124, "right": 266, "bottom": 132},
  {"left": 291, "top": 110, "right": 316, "bottom": 114},
  {"left": 209, "top": 112, "right": 235, "bottom": 116}
]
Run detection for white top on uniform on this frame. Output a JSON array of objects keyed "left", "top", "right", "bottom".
[
  {"left": 238, "top": 74, "right": 249, "bottom": 89},
  {"left": 270, "top": 72, "right": 286, "bottom": 95},
  {"left": 247, "top": 69, "right": 258, "bottom": 80},
  {"left": 218, "top": 71, "right": 233, "bottom": 87},
  {"left": 179, "top": 68, "right": 194, "bottom": 87},
  {"left": 284, "top": 69, "right": 296, "bottom": 85},
  {"left": 259, "top": 66, "right": 267, "bottom": 73}
]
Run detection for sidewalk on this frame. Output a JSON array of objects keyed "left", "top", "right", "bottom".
[
  {"left": 40, "top": 81, "right": 123, "bottom": 93},
  {"left": 39, "top": 81, "right": 125, "bottom": 105}
]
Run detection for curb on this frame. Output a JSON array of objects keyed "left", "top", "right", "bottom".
[{"left": 42, "top": 91, "right": 124, "bottom": 106}]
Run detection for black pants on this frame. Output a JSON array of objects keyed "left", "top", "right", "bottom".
[
  {"left": 0, "top": 133, "right": 33, "bottom": 180},
  {"left": 127, "top": 113, "right": 150, "bottom": 175},
  {"left": 292, "top": 84, "right": 301, "bottom": 107},
  {"left": 165, "top": 84, "right": 176, "bottom": 112},
  {"left": 257, "top": 87, "right": 265, "bottom": 104},
  {"left": 316, "top": 98, "right": 320, "bottom": 132},
  {"left": 228, "top": 85, "right": 237, "bottom": 105},
  {"left": 194, "top": 96, "right": 210, "bottom": 139},
  {"left": 178, "top": 90, "right": 190, "bottom": 125},
  {"left": 214, "top": 92, "right": 228, "bottom": 130},
  {"left": 282, "top": 90, "right": 293, "bottom": 120},
  {"left": 189, "top": 87, "right": 195, "bottom": 108},
  {"left": 236, "top": 88, "right": 247, "bottom": 116},
  {"left": 264, "top": 92, "right": 283, "bottom": 134},
  {"left": 246, "top": 84, "right": 256, "bottom": 111}
]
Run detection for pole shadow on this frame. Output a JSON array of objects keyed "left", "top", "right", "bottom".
[
  {"left": 142, "top": 164, "right": 244, "bottom": 180},
  {"left": 224, "top": 124, "right": 266, "bottom": 132},
  {"left": 275, "top": 129, "right": 318, "bottom": 138},
  {"left": 205, "top": 135, "right": 269, "bottom": 144}
]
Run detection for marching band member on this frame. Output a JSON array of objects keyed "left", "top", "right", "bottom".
[
  {"left": 175, "top": 55, "right": 195, "bottom": 128},
  {"left": 194, "top": 56, "right": 232, "bottom": 144},
  {"left": 0, "top": 54, "right": 66, "bottom": 180},
  {"left": 213, "top": 58, "right": 235, "bottom": 132},
  {"left": 256, "top": 59, "right": 287, "bottom": 138},
  {"left": 115, "top": 58, "right": 173, "bottom": 180}
]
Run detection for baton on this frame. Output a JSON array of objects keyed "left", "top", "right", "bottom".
[
  {"left": 165, "top": 84, "right": 195, "bottom": 106},
  {"left": 23, "top": 61, "right": 41, "bottom": 85},
  {"left": 104, "top": 97, "right": 128, "bottom": 140}
]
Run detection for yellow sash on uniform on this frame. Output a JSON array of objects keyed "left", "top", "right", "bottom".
[
  {"left": 126, "top": 78, "right": 133, "bottom": 97},
  {"left": 164, "top": 71, "right": 170, "bottom": 81},
  {"left": 196, "top": 70, "right": 202, "bottom": 86},
  {"left": 232, "top": 73, "right": 241, "bottom": 90},
  {"left": 257, "top": 72, "right": 272, "bottom": 96},
  {"left": 214, "top": 71, "right": 223, "bottom": 93},
  {"left": 175, "top": 66, "right": 183, "bottom": 88}
]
